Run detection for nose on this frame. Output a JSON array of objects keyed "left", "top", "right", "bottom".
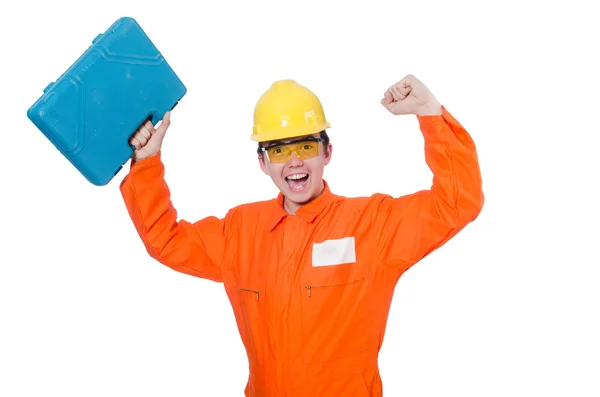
[{"left": 287, "top": 151, "right": 303, "bottom": 167}]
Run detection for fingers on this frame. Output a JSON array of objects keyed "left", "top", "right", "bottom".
[
  {"left": 391, "top": 82, "right": 412, "bottom": 100},
  {"left": 129, "top": 119, "right": 154, "bottom": 149},
  {"left": 130, "top": 137, "right": 142, "bottom": 150},
  {"left": 390, "top": 86, "right": 403, "bottom": 101},
  {"left": 382, "top": 83, "right": 410, "bottom": 104},
  {"left": 381, "top": 90, "right": 393, "bottom": 105},
  {"left": 142, "top": 119, "right": 155, "bottom": 137},
  {"left": 381, "top": 84, "right": 411, "bottom": 115},
  {"left": 138, "top": 120, "right": 155, "bottom": 143},
  {"left": 128, "top": 112, "right": 172, "bottom": 161},
  {"left": 384, "top": 74, "right": 416, "bottom": 102},
  {"left": 129, "top": 112, "right": 171, "bottom": 152}
]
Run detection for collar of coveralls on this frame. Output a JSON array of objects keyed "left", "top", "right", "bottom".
[{"left": 268, "top": 180, "right": 338, "bottom": 230}]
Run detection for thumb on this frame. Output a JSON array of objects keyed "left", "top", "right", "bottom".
[{"left": 152, "top": 111, "right": 171, "bottom": 142}]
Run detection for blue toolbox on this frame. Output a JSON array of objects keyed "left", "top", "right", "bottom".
[{"left": 27, "top": 17, "right": 186, "bottom": 186}]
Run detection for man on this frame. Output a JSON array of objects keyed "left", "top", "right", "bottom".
[{"left": 121, "top": 74, "right": 484, "bottom": 396}]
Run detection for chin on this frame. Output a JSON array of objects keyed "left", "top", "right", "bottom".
[{"left": 284, "top": 184, "right": 314, "bottom": 203}]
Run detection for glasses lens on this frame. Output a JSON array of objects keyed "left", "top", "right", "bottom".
[
  {"left": 266, "top": 145, "right": 289, "bottom": 163},
  {"left": 294, "top": 141, "right": 319, "bottom": 159},
  {"left": 266, "top": 140, "right": 320, "bottom": 163}
]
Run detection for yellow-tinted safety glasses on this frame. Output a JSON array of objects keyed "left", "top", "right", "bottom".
[{"left": 260, "top": 137, "right": 324, "bottom": 163}]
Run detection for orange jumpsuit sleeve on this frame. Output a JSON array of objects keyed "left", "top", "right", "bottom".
[
  {"left": 373, "top": 106, "right": 484, "bottom": 273},
  {"left": 119, "top": 152, "right": 231, "bottom": 283}
]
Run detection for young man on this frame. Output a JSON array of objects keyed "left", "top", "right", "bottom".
[{"left": 121, "top": 74, "right": 484, "bottom": 396}]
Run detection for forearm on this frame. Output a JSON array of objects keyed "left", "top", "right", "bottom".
[
  {"left": 417, "top": 106, "right": 484, "bottom": 227},
  {"left": 119, "top": 153, "right": 225, "bottom": 281},
  {"left": 120, "top": 153, "right": 177, "bottom": 257}
]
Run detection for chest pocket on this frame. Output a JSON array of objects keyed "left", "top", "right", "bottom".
[{"left": 300, "top": 242, "right": 376, "bottom": 364}]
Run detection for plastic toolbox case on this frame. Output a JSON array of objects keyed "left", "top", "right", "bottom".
[{"left": 27, "top": 16, "right": 186, "bottom": 186}]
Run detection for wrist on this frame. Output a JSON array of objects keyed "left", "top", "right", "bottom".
[
  {"left": 416, "top": 99, "right": 443, "bottom": 116},
  {"left": 131, "top": 152, "right": 160, "bottom": 166}
]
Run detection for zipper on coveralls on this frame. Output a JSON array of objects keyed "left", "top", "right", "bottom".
[{"left": 305, "top": 279, "right": 365, "bottom": 297}]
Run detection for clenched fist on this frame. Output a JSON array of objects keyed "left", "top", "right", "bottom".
[
  {"left": 381, "top": 74, "right": 442, "bottom": 116},
  {"left": 130, "top": 111, "right": 171, "bottom": 162}
]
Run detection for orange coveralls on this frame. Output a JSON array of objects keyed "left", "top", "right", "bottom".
[{"left": 120, "top": 106, "right": 484, "bottom": 396}]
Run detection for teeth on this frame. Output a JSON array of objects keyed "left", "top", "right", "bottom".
[{"left": 286, "top": 173, "right": 307, "bottom": 180}]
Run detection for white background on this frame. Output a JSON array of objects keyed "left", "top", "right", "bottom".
[{"left": 1, "top": 0, "right": 599, "bottom": 396}]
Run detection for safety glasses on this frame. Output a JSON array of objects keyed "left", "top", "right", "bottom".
[{"left": 260, "top": 137, "right": 324, "bottom": 163}]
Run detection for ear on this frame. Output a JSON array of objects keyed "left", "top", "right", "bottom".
[
  {"left": 258, "top": 154, "right": 269, "bottom": 175},
  {"left": 323, "top": 143, "right": 333, "bottom": 165}
]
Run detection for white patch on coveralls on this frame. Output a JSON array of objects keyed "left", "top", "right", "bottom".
[{"left": 312, "top": 237, "right": 356, "bottom": 267}]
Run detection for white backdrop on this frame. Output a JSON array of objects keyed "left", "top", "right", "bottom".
[{"left": 2, "top": 1, "right": 599, "bottom": 396}]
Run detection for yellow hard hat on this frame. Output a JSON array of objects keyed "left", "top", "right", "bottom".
[{"left": 251, "top": 79, "right": 331, "bottom": 142}]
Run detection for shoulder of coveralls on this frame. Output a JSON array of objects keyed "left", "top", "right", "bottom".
[
  {"left": 335, "top": 193, "right": 394, "bottom": 218},
  {"left": 229, "top": 197, "right": 278, "bottom": 218},
  {"left": 343, "top": 193, "right": 393, "bottom": 208},
  {"left": 341, "top": 192, "right": 422, "bottom": 225}
]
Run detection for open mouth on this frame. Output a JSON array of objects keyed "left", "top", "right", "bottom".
[{"left": 285, "top": 173, "right": 309, "bottom": 191}]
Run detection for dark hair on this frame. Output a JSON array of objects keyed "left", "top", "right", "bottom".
[
  {"left": 320, "top": 130, "right": 330, "bottom": 148},
  {"left": 257, "top": 130, "right": 330, "bottom": 156}
]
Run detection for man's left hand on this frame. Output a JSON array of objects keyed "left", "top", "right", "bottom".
[{"left": 381, "top": 74, "right": 443, "bottom": 116}]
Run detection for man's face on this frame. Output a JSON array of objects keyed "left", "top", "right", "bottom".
[{"left": 258, "top": 134, "right": 332, "bottom": 212}]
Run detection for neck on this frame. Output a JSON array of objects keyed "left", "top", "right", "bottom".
[{"left": 283, "top": 198, "right": 301, "bottom": 215}]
